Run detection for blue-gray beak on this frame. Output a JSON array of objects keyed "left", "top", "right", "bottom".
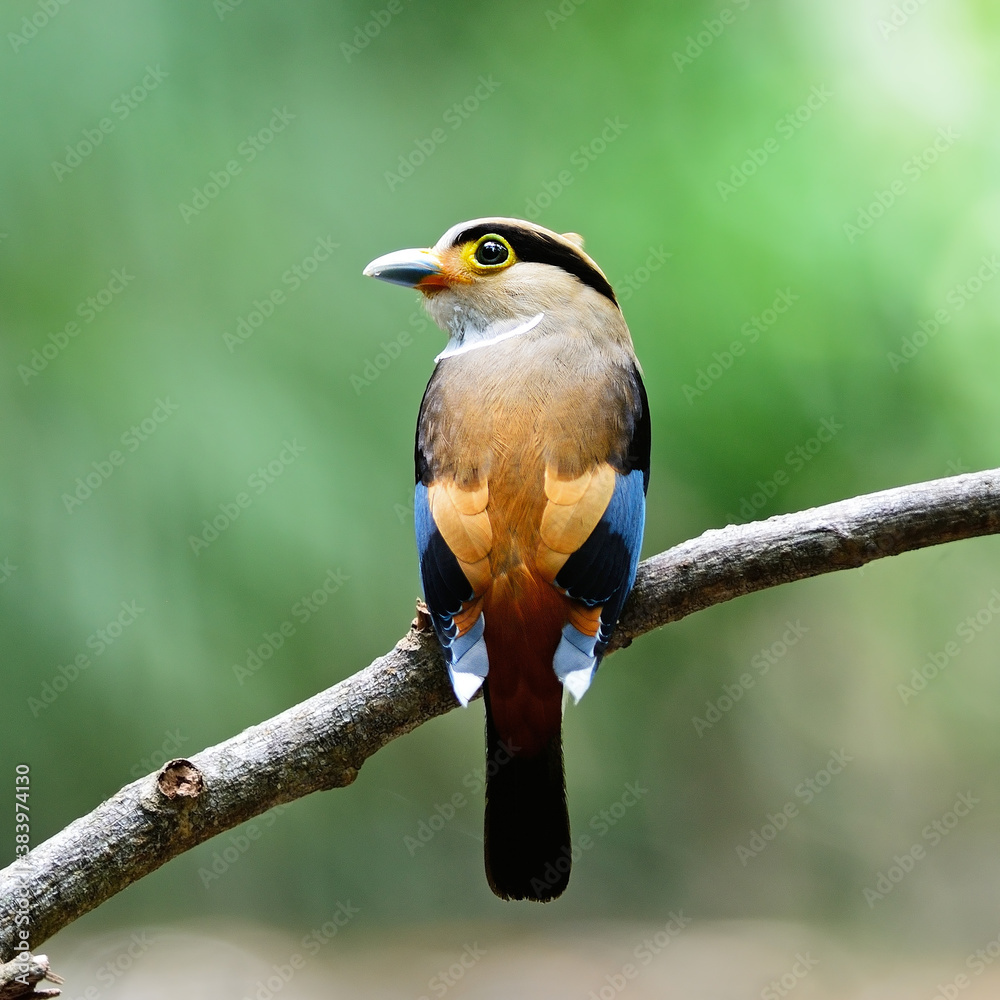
[{"left": 363, "top": 247, "right": 445, "bottom": 289}]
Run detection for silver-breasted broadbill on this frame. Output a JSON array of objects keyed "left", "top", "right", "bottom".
[{"left": 364, "top": 218, "right": 649, "bottom": 901}]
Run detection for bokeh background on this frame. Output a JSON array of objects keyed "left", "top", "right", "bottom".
[{"left": 4, "top": 0, "right": 1000, "bottom": 996}]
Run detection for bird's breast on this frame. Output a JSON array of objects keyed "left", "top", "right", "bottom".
[{"left": 418, "top": 329, "right": 634, "bottom": 577}]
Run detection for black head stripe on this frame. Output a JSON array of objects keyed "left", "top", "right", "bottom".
[{"left": 453, "top": 223, "right": 618, "bottom": 305}]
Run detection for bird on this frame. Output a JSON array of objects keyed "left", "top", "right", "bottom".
[{"left": 364, "top": 218, "right": 649, "bottom": 901}]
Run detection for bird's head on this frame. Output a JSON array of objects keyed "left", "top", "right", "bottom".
[{"left": 363, "top": 217, "right": 621, "bottom": 348}]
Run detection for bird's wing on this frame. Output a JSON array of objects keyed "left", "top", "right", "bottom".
[
  {"left": 537, "top": 368, "right": 650, "bottom": 700},
  {"left": 415, "top": 477, "right": 492, "bottom": 705},
  {"left": 543, "top": 467, "right": 646, "bottom": 645}
]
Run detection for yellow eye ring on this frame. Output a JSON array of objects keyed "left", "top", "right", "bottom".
[{"left": 463, "top": 234, "right": 516, "bottom": 272}]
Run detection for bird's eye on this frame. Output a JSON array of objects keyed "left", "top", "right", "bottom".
[{"left": 475, "top": 239, "right": 510, "bottom": 267}]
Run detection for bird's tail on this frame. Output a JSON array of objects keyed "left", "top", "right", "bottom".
[
  {"left": 483, "top": 683, "right": 571, "bottom": 901},
  {"left": 480, "top": 568, "right": 572, "bottom": 901}
]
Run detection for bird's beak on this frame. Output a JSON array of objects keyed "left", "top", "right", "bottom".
[{"left": 363, "top": 247, "right": 447, "bottom": 289}]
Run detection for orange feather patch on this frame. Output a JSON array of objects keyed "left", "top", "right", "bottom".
[
  {"left": 535, "top": 463, "right": 616, "bottom": 583},
  {"left": 452, "top": 597, "right": 484, "bottom": 637},
  {"left": 567, "top": 601, "right": 603, "bottom": 638},
  {"left": 428, "top": 478, "right": 493, "bottom": 595}
]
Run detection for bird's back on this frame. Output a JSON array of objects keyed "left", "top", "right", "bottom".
[
  {"left": 415, "top": 324, "right": 644, "bottom": 900},
  {"left": 368, "top": 216, "right": 649, "bottom": 902}
]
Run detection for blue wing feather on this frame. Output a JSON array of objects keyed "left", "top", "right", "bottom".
[{"left": 555, "top": 468, "right": 646, "bottom": 656}]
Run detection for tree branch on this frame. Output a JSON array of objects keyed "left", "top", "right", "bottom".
[{"left": 3, "top": 468, "right": 999, "bottom": 962}]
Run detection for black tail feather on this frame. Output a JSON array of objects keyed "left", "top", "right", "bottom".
[{"left": 483, "top": 684, "right": 571, "bottom": 901}]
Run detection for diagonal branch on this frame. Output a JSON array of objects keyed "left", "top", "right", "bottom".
[{"left": 2, "top": 468, "right": 999, "bottom": 964}]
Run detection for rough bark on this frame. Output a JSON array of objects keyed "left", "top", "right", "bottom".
[
  {"left": 0, "top": 955, "right": 62, "bottom": 999},
  {"left": 1, "top": 468, "right": 998, "bottom": 968}
]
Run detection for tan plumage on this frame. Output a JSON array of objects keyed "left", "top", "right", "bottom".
[{"left": 538, "top": 462, "right": 617, "bottom": 580}]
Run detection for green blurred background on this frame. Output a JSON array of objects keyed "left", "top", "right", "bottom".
[{"left": 4, "top": 0, "right": 1000, "bottom": 994}]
